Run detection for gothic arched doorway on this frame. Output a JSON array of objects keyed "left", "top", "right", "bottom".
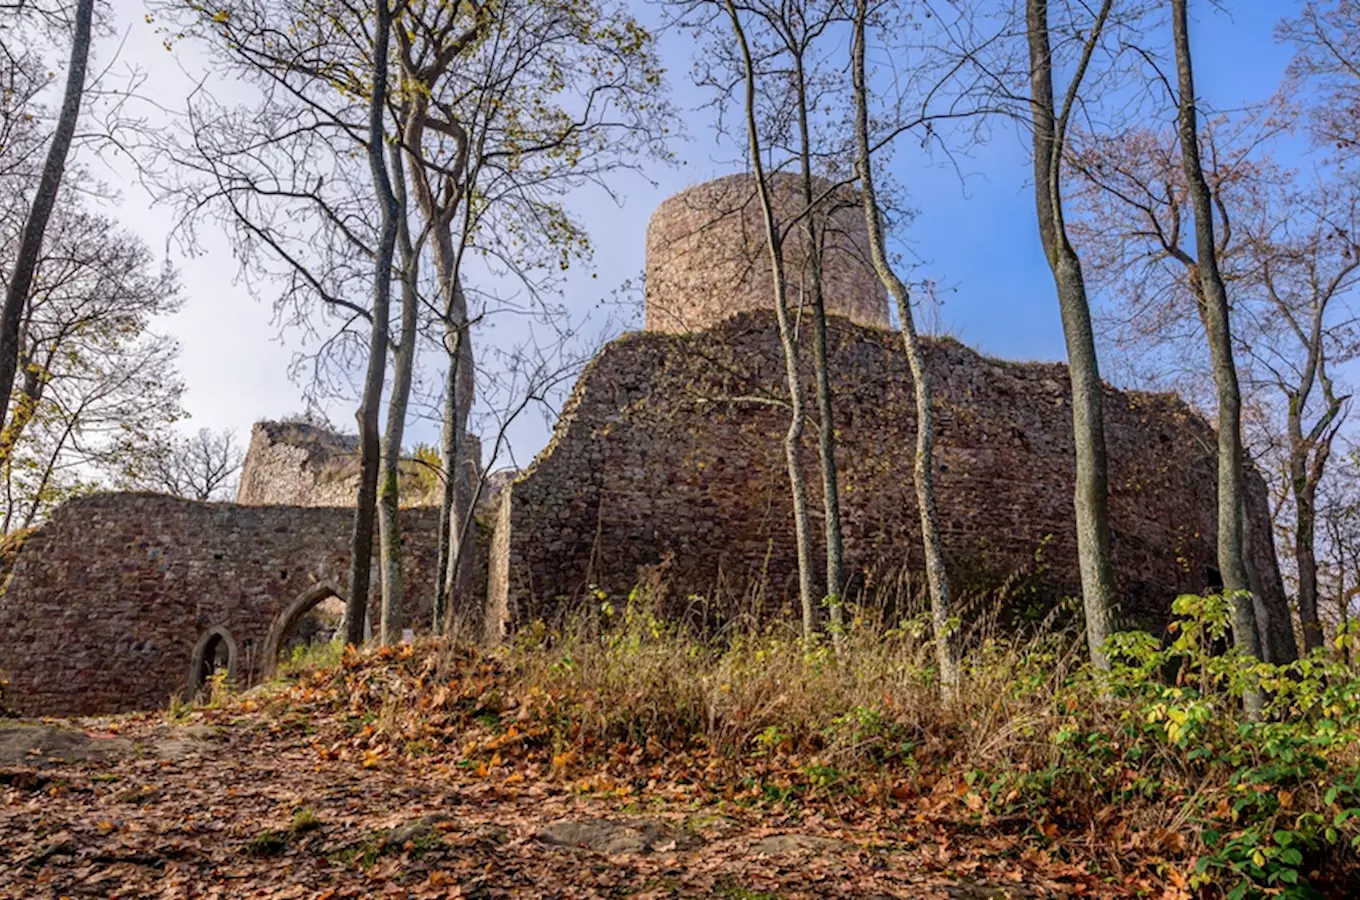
[
  {"left": 188, "top": 626, "right": 239, "bottom": 700},
  {"left": 262, "top": 584, "right": 348, "bottom": 677}
]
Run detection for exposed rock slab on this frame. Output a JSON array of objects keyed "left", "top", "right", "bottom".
[{"left": 537, "top": 817, "right": 701, "bottom": 854}]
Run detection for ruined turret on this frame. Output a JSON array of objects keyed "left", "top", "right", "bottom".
[{"left": 643, "top": 173, "right": 891, "bottom": 334}]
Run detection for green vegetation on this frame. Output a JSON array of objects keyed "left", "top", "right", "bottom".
[{"left": 277, "top": 639, "right": 345, "bottom": 679}]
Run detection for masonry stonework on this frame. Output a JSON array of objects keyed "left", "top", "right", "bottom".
[
  {"left": 644, "top": 173, "right": 891, "bottom": 334},
  {"left": 236, "top": 421, "right": 363, "bottom": 506},
  {"left": 0, "top": 174, "right": 1301, "bottom": 716},
  {"left": 487, "top": 311, "right": 1294, "bottom": 661},
  {"left": 0, "top": 494, "right": 440, "bottom": 715}
]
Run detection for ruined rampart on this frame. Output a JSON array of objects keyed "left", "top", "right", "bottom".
[
  {"left": 237, "top": 420, "right": 475, "bottom": 508},
  {"left": 488, "top": 311, "right": 1293, "bottom": 660}
]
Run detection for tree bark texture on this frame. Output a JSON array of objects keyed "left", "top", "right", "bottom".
[
  {"left": 433, "top": 251, "right": 476, "bottom": 635},
  {"left": 1172, "top": 0, "right": 1263, "bottom": 688},
  {"left": 378, "top": 144, "right": 420, "bottom": 645},
  {"left": 345, "top": 0, "right": 400, "bottom": 647},
  {"left": 791, "top": 54, "right": 845, "bottom": 637},
  {"left": 725, "top": 0, "right": 819, "bottom": 639}
]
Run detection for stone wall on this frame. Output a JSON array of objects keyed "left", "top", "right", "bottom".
[
  {"left": 0, "top": 494, "right": 441, "bottom": 715},
  {"left": 644, "top": 173, "right": 891, "bottom": 334},
  {"left": 488, "top": 311, "right": 1294, "bottom": 660},
  {"left": 237, "top": 420, "right": 479, "bottom": 508},
  {"left": 236, "top": 421, "right": 364, "bottom": 506}
]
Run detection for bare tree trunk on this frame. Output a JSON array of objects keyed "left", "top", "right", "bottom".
[
  {"left": 725, "top": 0, "right": 818, "bottom": 639},
  {"left": 852, "top": 0, "right": 960, "bottom": 694},
  {"left": 396, "top": 99, "right": 476, "bottom": 636},
  {"left": 345, "top": 0, "right": 400, "bottom": 647},
  {"left": 791, "top": 54, "right": 845, "bottom": 638},
  {"left": 1285, "top": 346, "right": 1342, "bottom": 654},
  {"left": 378, "top": 144, "right": 419, "bottom": 645},
  {"left": 434, "top": 260, "right": 475, "bottom": 635},
  {"left": 1172, "top": 0, "right": 1263, "bottom": 714},
  {"left": 1338, "top": 557, "right": 1350, "bottom": 665},
  {"left": 1294, "top": 460, "right": 1324, "bottom": 653},
  {"left": 1026, "top": 0, "right": 1119, "bottom": 670},
  {"left": 432, "top": 327, "right": 459, "bottom": 632},
  {"left": 0, "top": 0, "right": 94, "bottom": 455}
]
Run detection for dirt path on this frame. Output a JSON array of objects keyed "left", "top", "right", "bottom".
[{"left": 0, "top": 720, "right": 1109, "bottom": 899}]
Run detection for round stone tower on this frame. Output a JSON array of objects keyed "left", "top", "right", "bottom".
[{"left": 644, "top": 172, "right": 891, "bottom": 334}]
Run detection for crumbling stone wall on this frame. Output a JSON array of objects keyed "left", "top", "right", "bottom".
[
  {"left": 237, "top": 420, "right": 479, "bottom": 507},
  {"left": 488, "top": 311, "right": 1293, "bottom": 658},
  {"left": 0, "top": 494, "right": 440, "bottom": 715},
  {"left": 644, "top": 173, "right": 891, "bottom": 334},
  {"left": 236, "top": 421, "right": 364, "bottom": 506}
]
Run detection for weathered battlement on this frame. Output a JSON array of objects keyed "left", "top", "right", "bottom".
[{"left": 0, "top": 174, "right": 1299, "bottom": 716}]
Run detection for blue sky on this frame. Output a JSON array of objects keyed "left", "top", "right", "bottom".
[{"left": 100, "top": 1, "right": 1307, "bottom": 467}]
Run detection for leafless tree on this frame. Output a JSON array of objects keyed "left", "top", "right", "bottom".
[
  {"left": 1025, "top": 0, "right": 1120, "bottom": 669},
  {"left": 130, "top": 428, "right": 244, "bottom": 502},
  {"left": 716, "top": 0, "right": 821, "bottom": 640},
  {"left": 1278, "top": 1, "right": 1360, "bottom": 164},
  {"left": 1067, "top": 77, "right": 1350, "bottom": 664},
  {"left": 1172, "top": 0, "right": 1264, "bottom": 711},
  {"left": 851, "top": 0, "right": 960, "bottom": 692},
  {"left": 150, "top": 0, "right": 411, "bottom": 644},
  {"left": 1238, "top": 181, "right": 1360, "bottom": 653},
  {"left": 389, "top": 0, "right": 672, "bottom": 632},
  {"left": 341, "top": 0, "right": 403, "bottom": 646}
]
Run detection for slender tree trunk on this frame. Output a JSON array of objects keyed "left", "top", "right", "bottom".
[
  {"left": 378, "top": 145, "right": 419, "bottom": 645},
  {"left": 1287, "top": 374, "right": 1339, "bottom": 655},
  {"left": 398, "top": 108, "right": 476, "bottom": 636},
  {"left": 432, "top": 328, "right": 459, "bottom": 632},
  {"left": 0, "top": 0, "right": 94, "bottom": 454},
  {"left": 791, "top": 54, "right": 845, "bottom": 638},
  {"left": 1172, "top": 0, "right": 1263, "bottom": 714},
  {"left": 434, "top": 257, "right": 475, "bottom": 635},
  {"left": 1026, "top": 0, "right": 1119, "bottom": 669},
  {"left": 345, "top": 0, "right": 400, "bottom": 647},
  {"left": 725, "top": 0, "right": 818, "bottom": 639},
  {"left": 852, "top": 0, "right": 960, "bottom": 694},
  {"left": 1338, "top": 561, "right": 1350, "bottom": 665},
  {"left": 1294, "top": 460, "right": 1324, "bottom": 653}
]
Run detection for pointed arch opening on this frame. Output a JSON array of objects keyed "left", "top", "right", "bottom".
[
  {"left": 262, "top": 583, "right": 348, "bottom": 677},
  {"left": 188, "top": 626, "right": 239, "bottom": 699}
]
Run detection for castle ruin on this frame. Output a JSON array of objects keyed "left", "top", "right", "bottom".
[{"left": 0, "top": 173, "right": 1296, "bottom": 716}]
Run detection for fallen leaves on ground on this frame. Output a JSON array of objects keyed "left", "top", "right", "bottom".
[{"left": 0, "top": 642, "right": 1188, "bottom": 898}]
